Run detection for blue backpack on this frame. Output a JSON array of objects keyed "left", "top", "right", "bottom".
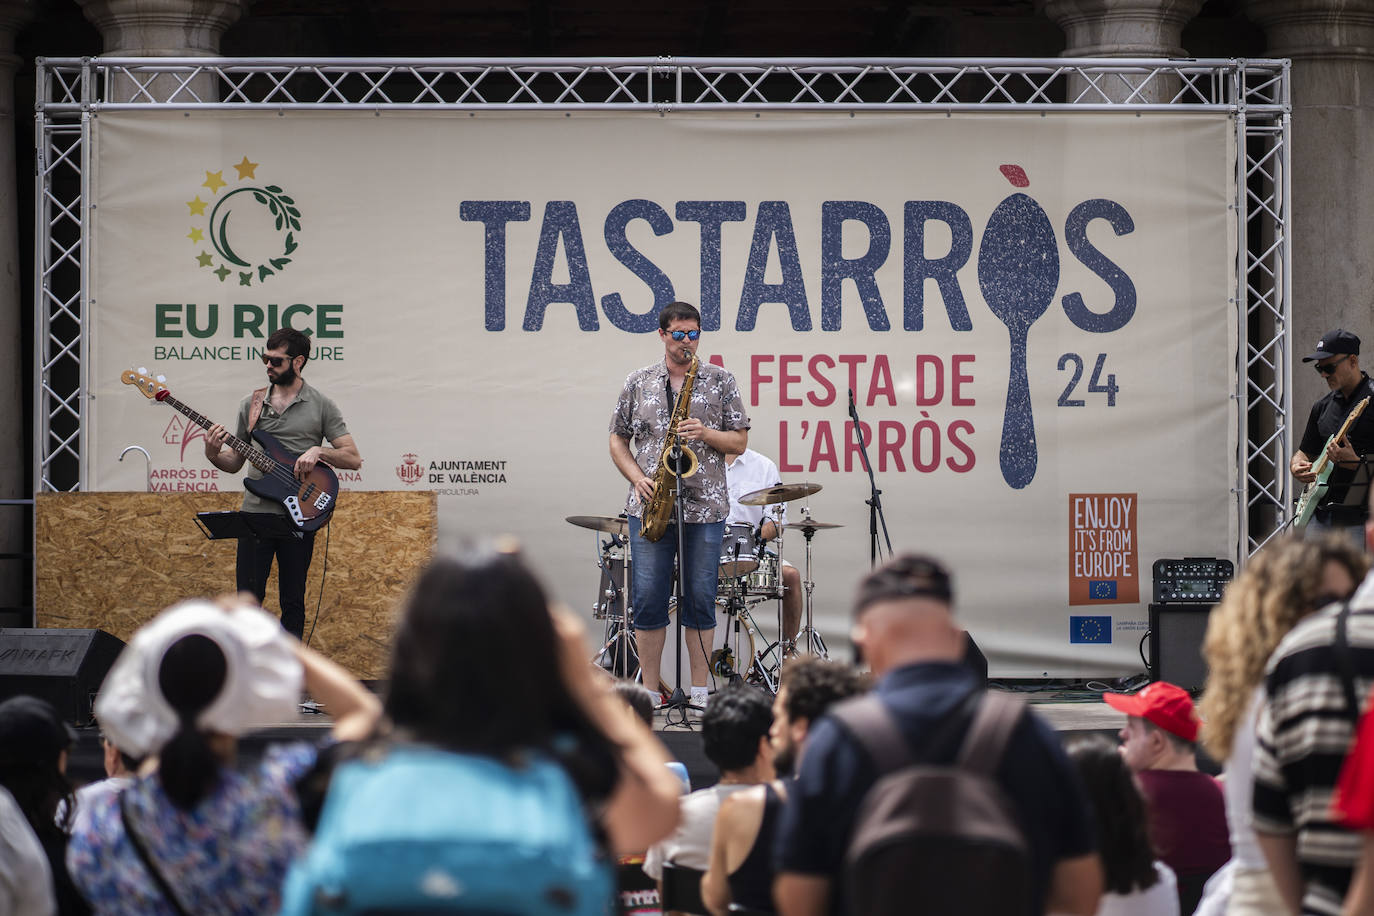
[{"left": 279, "top": 745, "right": 614, "bottom": 915}]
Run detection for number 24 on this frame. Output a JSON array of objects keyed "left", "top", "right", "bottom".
[{"left": 1058, "top": 353, "right": 1118, "bottom": 407}]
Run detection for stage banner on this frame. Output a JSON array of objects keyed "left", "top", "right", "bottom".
[{"left": 88, "top": 110, "right": 1237, "bottom": 677}]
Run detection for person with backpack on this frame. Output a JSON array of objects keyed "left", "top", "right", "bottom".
[
  {"left": 279, "top": 541, "right": 685, "bottom": 916},
  {"left": 772, "top": 554, "right": 1102, "bottom": 916}
]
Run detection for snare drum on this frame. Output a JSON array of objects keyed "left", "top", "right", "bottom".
[
  {"left": 719, "top": 523, "right": 760, "bottom": 577},
  {"left": 746, "top": 553, "right": 785, "bottom": 598}
]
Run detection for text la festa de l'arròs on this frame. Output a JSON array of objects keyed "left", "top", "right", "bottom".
[{"left": 461, "top": 191, "right": 1137, "bottom": 479}]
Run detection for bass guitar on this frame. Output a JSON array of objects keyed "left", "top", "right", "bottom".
[
  {"left": 121, "top": 368, "right": 338, "bottom": 531},
  {"left": 1295, "top": 395, "right": 1371, "bottom": 528}
]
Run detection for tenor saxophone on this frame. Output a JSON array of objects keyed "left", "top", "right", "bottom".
[{"left": 640, "top": 350, "right": 700, "bottom": 541}]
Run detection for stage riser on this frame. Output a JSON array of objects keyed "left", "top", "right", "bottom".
[{"left": 61, "top": 719, "right": 1125, "bottom": 790}]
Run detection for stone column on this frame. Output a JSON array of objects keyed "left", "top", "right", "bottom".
[
  {"left": 76, "top": 0, "right": 249, "bottom": 101},
  {"left": 0, "top": 0, "right": 34, "bottom": 624},
  {"left": 1039, "top": 0, "right": 1207, "bottom": 101},
  {"left": 1248, "top": 0, "right": 1374, "bottom": 418}
]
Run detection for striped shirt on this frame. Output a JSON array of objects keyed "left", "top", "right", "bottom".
[{"left": 1253, "top": 577, "right": 1374, "bottom": 915}]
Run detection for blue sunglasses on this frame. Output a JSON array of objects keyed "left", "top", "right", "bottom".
[{"left": 667, "top": 329, "right": 701, "bottom": 341}]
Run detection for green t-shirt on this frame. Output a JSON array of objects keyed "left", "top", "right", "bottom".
[{"left": 233, "top": 380, "right": 350, "bottom": 515}]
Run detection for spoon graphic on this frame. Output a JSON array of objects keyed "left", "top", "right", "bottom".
[{"left": 978, "top": 166, "right": 1059, "bottom": 489}]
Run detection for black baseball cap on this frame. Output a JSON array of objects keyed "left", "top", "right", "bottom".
[
  {"left": 0, "top": 695, "right": 78, "bottom": 767},
  {"left": 1303, "top": 328, "right": 1361, "bottom": 362}
]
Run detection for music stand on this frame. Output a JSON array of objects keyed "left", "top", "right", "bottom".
[
  {"left": 1319, "top": 456, "right": 1374, "bottom": 537},
  {"left": 195, "top": 511, "right": 298, "bottom": 541},
  {"left": 1332, "top": 456, "right": 1374, "bottom": 510},
  {"left": 196, "top": 510, "right": 320, "bottom": 713}
]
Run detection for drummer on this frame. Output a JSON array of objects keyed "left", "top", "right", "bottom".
[{"left": 725, "top": 449, "right": 804, "bottom": 656}]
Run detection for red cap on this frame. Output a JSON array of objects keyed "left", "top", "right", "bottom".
[{"left": 1102, "top": 681, "right": 1199, "bottom": 743}]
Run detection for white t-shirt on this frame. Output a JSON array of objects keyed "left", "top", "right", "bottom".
[
  {"left": 725, "top": 450, "right": 786, "bottom": 531},
  {"left": 1094, "top": 862, "right": 1180, "bottom": 916},
  {"left": 63, "top": 775, "right": 135, "bottom": 826},
  {"left": 1222, "top": 689, "right": 1268, "bottom": 869},
  {"left": 643, "top": 783, "right": 753, "bottom": 880},
  {"left": 0, "top": 784, "right": 56, "bottom": 916}
]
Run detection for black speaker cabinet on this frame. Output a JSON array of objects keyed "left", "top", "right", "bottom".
[
  {"left": 0, "top": 628, "right": 126, "bottom": 724},
  {"left": 963, "top": 631, "right": 988, "bottom": 687},
  {"left": 1147, "top": 604, "right": 1213, "bottom": 691}
]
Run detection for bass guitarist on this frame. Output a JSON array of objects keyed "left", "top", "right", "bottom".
[
  {"left": 1291, "top": 328, "right": 1374, "bottom": 542},
  {"left": 204, "top": 327, "right": 362, "bottom": 637}
]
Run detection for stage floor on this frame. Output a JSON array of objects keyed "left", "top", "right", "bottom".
[{"left": 65, "top": 693, "right": 1132, "bottom": 791}]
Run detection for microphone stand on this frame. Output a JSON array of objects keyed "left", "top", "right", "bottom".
[
  {"left": 662, "top": 437, "right": 703, "bottom": 729},
  {"left": 849, "top": 387, "right": 893, "bottom": 567}
]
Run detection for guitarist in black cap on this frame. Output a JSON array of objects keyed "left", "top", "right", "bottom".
[
  {"left": 203, "top": 327, "right": 362, "bottom": 637},
  {"left": 1291, "top": 328, "right": 1374, "bottom": 540}
]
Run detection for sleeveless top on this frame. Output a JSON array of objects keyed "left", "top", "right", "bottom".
[{"left": 727, "top": 783, "right": 782, "bottom": 912}]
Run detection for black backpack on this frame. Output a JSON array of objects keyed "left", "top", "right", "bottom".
[{"left": 830, "top": 690, "right": 1033, "bottom": 916}]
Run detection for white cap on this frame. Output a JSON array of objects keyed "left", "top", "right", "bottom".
[{"left": 95, "top": 599, "right": 303, "bottom": 757}]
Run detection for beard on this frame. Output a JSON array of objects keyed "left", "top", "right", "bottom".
[
  {"left": 270, "top": 364, "right": 298, "bottom": 387},
  {"left": 773, "top": 739, "right": 798, "bottom": 778}
]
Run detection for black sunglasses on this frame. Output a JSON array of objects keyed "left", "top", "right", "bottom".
[
  {"left": 1315, "top": 356, "right": 1351, "bottom": 376},
  {"left": 262, "top": 355, "right": 291, "bottom": 368},
  {"left": 667, "top": 330, "right": 701, "bottom": 342}
]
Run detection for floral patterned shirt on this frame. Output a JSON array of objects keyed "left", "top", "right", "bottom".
[
  {"left": 610, "top": 359, "right": 750, "bottom": 524},
  {"left": 66, "top": 742, "right": 317, "bottom": 916}
]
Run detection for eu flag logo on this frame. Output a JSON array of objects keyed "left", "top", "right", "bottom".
[
  {"left": 1089, "top": 579, "right": 1118, "bottom": 600},
  {"left": 1070, "top": 616, "right": 1112, "bottom": 644}
]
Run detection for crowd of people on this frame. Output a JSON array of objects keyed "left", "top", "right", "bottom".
[{"left": 8, "top": 523, "right": 1374, "bottom": 914}]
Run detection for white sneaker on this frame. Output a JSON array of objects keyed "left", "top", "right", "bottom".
[{"left": 691, "top": 688, "right": 709, "bottom": 709}]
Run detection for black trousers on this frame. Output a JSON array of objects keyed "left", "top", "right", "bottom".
[{"left": 236, "top": 521, "right": 317, "bottom": 638}]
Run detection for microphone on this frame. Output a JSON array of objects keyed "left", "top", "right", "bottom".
[{"left": 848, "top": 387, "right": 859, "bottom": 423}]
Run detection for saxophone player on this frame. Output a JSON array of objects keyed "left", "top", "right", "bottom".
[{"left": 610, "top": 302, "right": 750, "bottom": 708}]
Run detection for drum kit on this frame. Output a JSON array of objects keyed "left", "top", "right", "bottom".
[{"left": 567, "top": 481, "right": 843, "bottom": 695}]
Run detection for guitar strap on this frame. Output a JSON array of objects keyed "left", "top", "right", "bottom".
[{"left": 246, "top": 386, "right": 268, "bottom": 433}]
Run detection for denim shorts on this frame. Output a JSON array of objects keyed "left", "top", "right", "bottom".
[{"left": 628, "top": 516, "right": 724, "bottom": 630}]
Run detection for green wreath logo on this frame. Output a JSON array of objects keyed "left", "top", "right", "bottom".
[{"left": 183, "top": 157, "right": 302, "bottom": 286}]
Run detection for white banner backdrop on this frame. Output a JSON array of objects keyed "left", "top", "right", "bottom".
[{"left": 88, "top": 110, "right": 1237, "bottom": 677}]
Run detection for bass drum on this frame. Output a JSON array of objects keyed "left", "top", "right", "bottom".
[{"left": 665, "top": 598, "right": 758, "bottom": 683}]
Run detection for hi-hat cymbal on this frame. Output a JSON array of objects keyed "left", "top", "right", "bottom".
[
  {"left": 738, "top": 481, "right": 823, "bottom": 506},
  {"left": 782, "top": 518, "right": 845, "bottom": 531},
  {"left": 565, "top": 515, "right": 629, "bottom": 535}
]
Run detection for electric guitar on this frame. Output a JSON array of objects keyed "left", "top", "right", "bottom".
[
  {"left": 1295, "top": 395, "right": 1371, "bottom": 528},
  {"left": 121, "top": 368, "right": 338, "bottom": 531}
]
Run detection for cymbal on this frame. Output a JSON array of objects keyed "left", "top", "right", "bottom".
[
  {"left": 565, "top": 515, "right": 629, "bottom": 535},
  {"left": 738, "top": 481, "right": 823, "bottom": 506},
  {"left": 782, "top": 518, "right": 845, "bottom": 531}
]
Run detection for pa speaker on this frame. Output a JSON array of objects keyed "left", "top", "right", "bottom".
[
  {"left": 0, "top": 628, "right": 126, "bottom": 724},
  {"left": 1148, "top": 604, "right": 1213, "bottom": 691},
  {"left": 962, "top": 630, "right": 988, "bottom": 687}
]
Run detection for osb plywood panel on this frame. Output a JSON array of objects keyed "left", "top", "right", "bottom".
[{"left": 36, "top": 491, "right": 436, "bottom": 679}]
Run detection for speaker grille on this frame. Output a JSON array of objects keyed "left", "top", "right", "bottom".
[{"left": 1147, "top": 605, "right": 1212, "bottom": 691}]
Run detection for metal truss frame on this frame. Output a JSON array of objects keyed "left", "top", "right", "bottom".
[{"left": 34, "top": 57, "right": 1292, "bottom": 560}]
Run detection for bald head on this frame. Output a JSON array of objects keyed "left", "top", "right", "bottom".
[
  {"left": 850, "top": 554, "right": 966, "bottom": 674},
  {"left": 852, "top": 595, "right": 965, "bottom": 675}
]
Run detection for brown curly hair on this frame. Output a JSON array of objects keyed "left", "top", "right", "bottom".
[{"left": 1198, "top": 533, "right": 1367, "bottom": 760}]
